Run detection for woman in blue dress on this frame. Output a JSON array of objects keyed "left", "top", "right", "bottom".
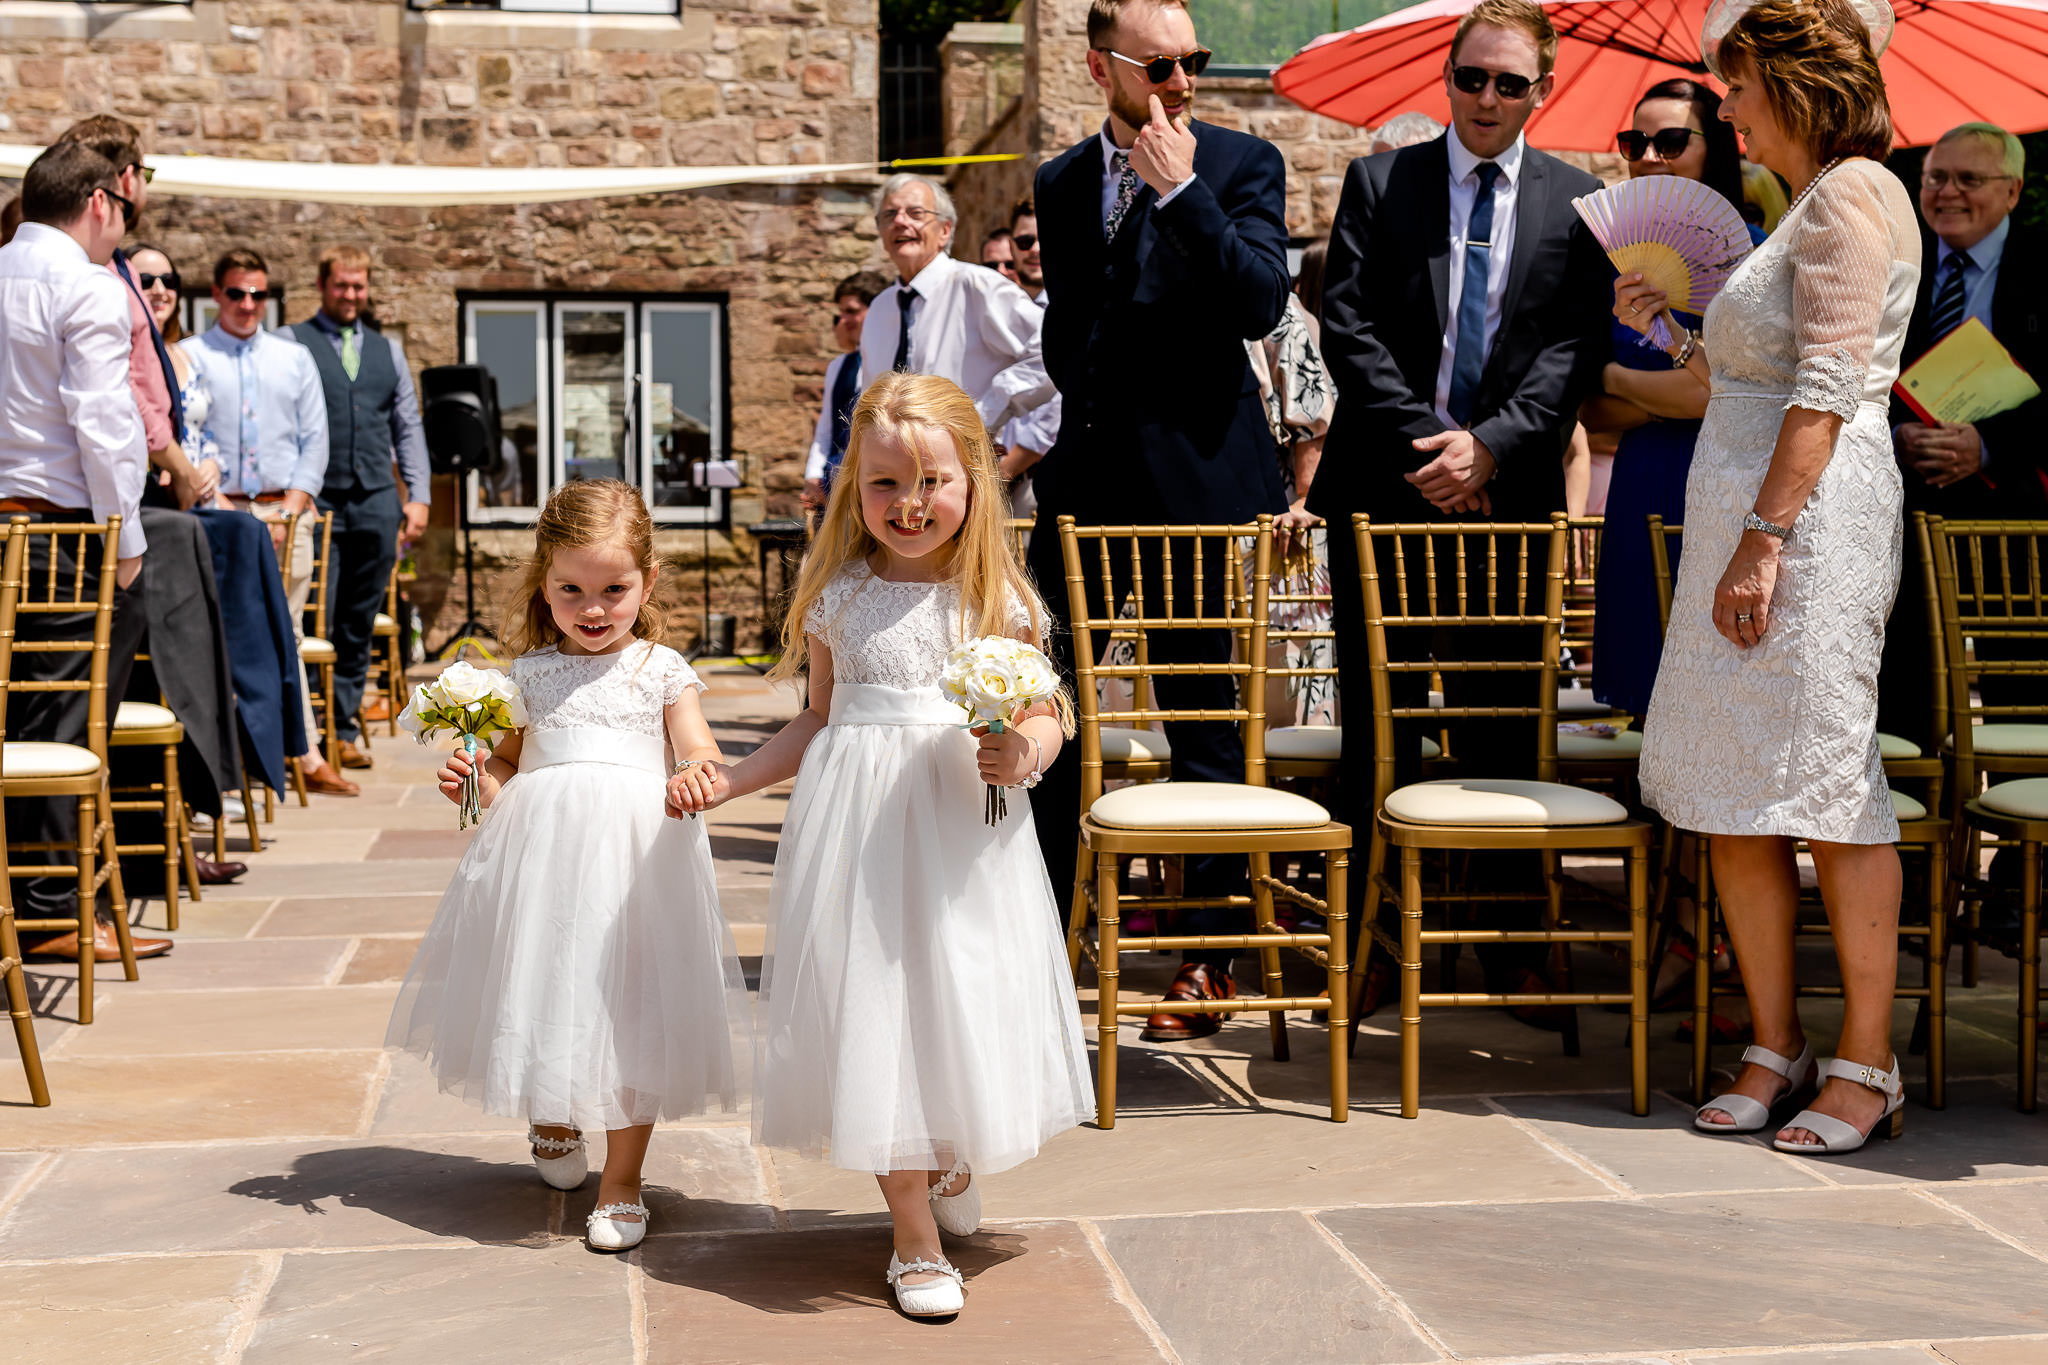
[{"left": 1586, "top": 80, "right": 1766, "bottom": 718}]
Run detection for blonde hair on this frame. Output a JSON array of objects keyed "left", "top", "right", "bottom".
[
  {"left": 503, "top": 479, "right": 665, "bottom": 656},
  {"left": 1451, "top": 0, "right": 1560, "bottom": 76},
  {"left": 773, "top": 372, "right": 1074, "bottom": 732},
  {"left": 318, "top": 243, "right": 372, "bottom": 284}
]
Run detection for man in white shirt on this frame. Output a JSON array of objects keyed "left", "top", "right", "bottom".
[
  {"left": 0, "top": 142, "right": 167, "bottom": 961},
  {"left": 858, "top": 174, "right": 1052, "bottom": 438}
]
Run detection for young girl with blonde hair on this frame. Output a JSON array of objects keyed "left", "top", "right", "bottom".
[
  {"left": 674, "top": 372, "right": 1088, "bottom": 1318},
  {"left": 387, "top": 479, "right": 746, "bottom": 1252}
]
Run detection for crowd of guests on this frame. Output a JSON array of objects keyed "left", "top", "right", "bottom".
[
  {"left": 804, "top": 0, "right": 2027, "bottom": 1153},
  {"left": 0, "top": 116, "right": 430, "bottom": 967}
]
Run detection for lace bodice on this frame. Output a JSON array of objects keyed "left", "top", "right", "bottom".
[
  {"left": 1703, "top": 159, "right": 1920, "bottom": 417},
  {"left": 804, "top": 563, "right": 1030, "bottom": 688},
  {"left": 512, "top": 640, "right": 702, "bottom": 740}
]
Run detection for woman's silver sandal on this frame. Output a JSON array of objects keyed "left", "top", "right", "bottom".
[
  {"left": 1693, "top": 1042, "right": 1816, "bottom": 1133},
  {"left": 528, "top": 1129, "right": 587, "bottom": 1190},
  {"left": 586, "top": 1201, "right": 649, "bottom": 1252},
  {"left": 1774, "top": 1056, "right": 1904, "bottom": 1155},
  {"left": 928, "top": 1161, "right": 981, "bottom": 1237},
  {"left": 888, "top": 1252, "right": 964, "bottom": 1317}
]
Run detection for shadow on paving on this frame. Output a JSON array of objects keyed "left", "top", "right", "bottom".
[{"left": 636, "top": 1225, "right": 1028, "bottom": 1314}]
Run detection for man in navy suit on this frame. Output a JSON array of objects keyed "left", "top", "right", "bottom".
[{"left": 1025, "top": 0, "right": 1291, "bottom": 1040}]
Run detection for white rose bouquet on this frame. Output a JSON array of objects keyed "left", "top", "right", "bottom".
[
  {"left": 399, "top": 662, "right": 528, "bottom": 829},
  {"left": 941, "top": 635, "right": 1060, "bottom": 824}
]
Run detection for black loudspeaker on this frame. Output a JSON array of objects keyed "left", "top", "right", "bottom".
[{"left": 421, "top": 364, "right": 502, "bottom": 475}]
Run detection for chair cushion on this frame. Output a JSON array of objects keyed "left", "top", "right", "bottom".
[
  {"left": 1978, "top": 778, "right": 2048, "bottom": 820},
  {"left": 300, "top": 636, "right": 337, "bottom": 664},
  {"left": 114, "top": 701, "right": 178, "bottom": 730},
  {"left": 1891, "top": 789, "right": 1929, "bottom": 821},
  {"left": 1420, "top": 736, "right": 1442, "bottom": 761},
  {"left": 1266, "top": 725, "right": 1340, "bottom": 762},
  {"left": 1100, "top": 726, "right": 1172, "bottom": 764},
  {"left": 1557, "top": 689, "right": 1616, "bottom": 717},
  {"left": 1878, "top": 731, "right": 1922, "bottom": 761},
  {"left": 1383, "top": 778, "right": 1629, "bottom": 827},
  {"left": 373, "top": 612, "right": 397, "bottom": 633},
  {"left": 1557, "top": 727, "right": 1644, "bottom": 761},
  {"left": 1969, "top": 723, "right": 2048, "bottom": 756},
  {"left": 3, "top": 741, "right": 101, "bottom": 779},
  {"left": 1090, "top": 781, "right": 1330, "bottom": 830}
]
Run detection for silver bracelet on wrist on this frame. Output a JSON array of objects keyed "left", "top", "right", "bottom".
[
  {"left": 672, "top": 758, "right": 702, "bottom": 776},
  {"left": 1742, "top": 510, "right": 1792, "bottom": 540},
  {"left": 1671, "top": 329, "right": 1700, "bottom": 369},
  {"left": 1017, "top": 735, "right": 1044, "bottom": 790}
]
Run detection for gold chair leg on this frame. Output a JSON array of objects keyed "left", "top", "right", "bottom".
[
  {"left": 322, "top": 663, "right": 339, "bottom": 772},
  {"left": 1399, "top": 846, "right": 1423, "bottom": 1120},
  {"left": 179, "top": 803, "right": 202, "bottom": 903},
  {"left": 2022, "top": 839, "right": 2039, "bottom": 1114},
  {"left": 211, "top": 795, "right": 226, "bottom": 862},
  {"left": 161, "top": 744, "right": 181, "bottom": 932},
  {"left": 1691, "top": 834, "right": 1713, "bottom": 1105},
  {"left": 1325, "top": 849, "right": 1350, "bottom": 1123},
  {"left": 289, "top": 757, "right": 306, "bottom": 809},
  {"left": 74, "top": 793, "right": 96, "bottom": 1023},
  {"left": 240, "top": 773, "right": 264, "bottom": 853},
  {"left": 387, "top": 640, "right": 402, "bottom": 736},
  {"left": 1926, "top": 833, "right": 1947, "bottom": 1110},
  {"left": 1541, "top": 849, "right": 1579, "bottom": 1058},
  {"left": 1344, "top": 828, "right": 1388, "bottom": 1057},
  {"left": 1, "top": 909, "right": 49, "bottom": 1106},
  {"left": 1250, "top": 851, "right": 1288, "bottom": 1063},
  {"left": 1628, "top": 845, "right": 1650, "bottom": 1117},
  {"left": 1963, "top": 824, "right": 1982, "bottom": 988},
  {"left": 98, "top": 786, "right": 137, "bottom": 982},
  {"left": 1094, "top": 847, "right": 1120, "bottom": 1130},
  {"left": 1066, "top": 840, "right": 1092, "bottom": 976}
]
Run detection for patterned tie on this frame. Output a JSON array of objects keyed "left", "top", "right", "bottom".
[
  {"left": 1929, "top": 250, "right": 1974, "bottom": 341},
  {"left": 892, "top": 288, "right": 917, "bottom": 372},
  {"left": 1446, "top": 161, "right": 1503, "bottom": 428},
  {"left": 236, "top": 340, "right": 262, "bottom": 497},
  {"left": 340, "top": 322, "right": 361, "bottom": 381},
  {"left": 1105, "top": 149, "right": 1140, "bottom": 241}
]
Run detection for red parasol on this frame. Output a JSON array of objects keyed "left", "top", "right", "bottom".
[{"left": 1273, "top": 0, "right": 2048, "bottom": 150}]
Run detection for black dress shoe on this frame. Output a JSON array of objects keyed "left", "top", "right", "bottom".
[{"left": 195, "top": 857, "right": 248, "bottom": 885}]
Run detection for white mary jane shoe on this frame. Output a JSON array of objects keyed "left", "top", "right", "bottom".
[
  {"left": 586, "top": 1201, "right": 649, "bottom": 1252},
  {"left": 887, "top": 1252, "right": 964, "bottom": 1318},
  {"left": 1693, "top": 1042, "right": 1816, "bottom": 1134},
  {"left": 1773, "top": 1055, "right": 1905, "bottom": 1156},
  {"left": 529, "top": 1129, "right": 587, "bottom": 1190},
  {"left": 928, "top": 1161, "right": 981, "bottom": 1238}
]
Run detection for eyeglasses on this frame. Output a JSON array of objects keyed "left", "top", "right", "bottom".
[
  {"left": 983, "top": 260, "right": 1018, "bottom": 275},
  {"left": 1924, "top": 170, "right": 2015, "bottom": 193},
  {"left": 96, "top": 186, "right": 136, "bottom": 225},
  {"left": 136, "top": 271, "right": 180, "bottom": 292},
  {"left": 1011, "top": 233, "right": 1037, "bottom": 250},
  {"left": 1450, "top": 65, "right": 1537, "bottom": 101},
  {"left": 879, "top": 206, "right": 940, "bottom": 225},
  {"left": 221, "top": 286, "right": 273, "bottom": 303},
  {"left": 124, "top": 161, "right": 155, "bottom": 184},
  {"left": 1097, "top": 48, "right": 1212, "bottom": 83},
  {"left": 1617, "top": 127, "right": 1702, "bottom": 161}
]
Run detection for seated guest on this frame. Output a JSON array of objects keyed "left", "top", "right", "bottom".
[
  {"left": 0, "top": 143, "right": 164, "bottom": 961},
  {"left": 129, "top": 246, "right": 222, "bottom": 495},
  {"left": 180, "top": 249, "right": 358, "bottom": 798},
  {"left": 801, "top": 270, "right": 889, "bottom": 513}
]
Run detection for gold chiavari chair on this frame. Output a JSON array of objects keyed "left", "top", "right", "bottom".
[
  {"left": 0, "top": 522, "right": 50, "bottom": 1104},
  {"left": 371, "top": 560, "right": 405, "bottom": 738},
  {"left": 1352, "top": 513, "right": 1654, "bottom": 1117},
  {"left": 1060, "top": 516, "right": 1352, "bottom": 1126},
  {"left": 108, "top": 690, "right": 200, "bottom": 928},
  {"left": 2, "top": 516, "right": 138, "bottom": 1021},
  {"left": 1558, "top": 516, "right": 1618, "bottom": 721},
  {"left": 1932, "top": 518, "right": 2048, "bottom": 1109},
  {"left": 276, "top": 511, "right": 338, "bottom": 805}
]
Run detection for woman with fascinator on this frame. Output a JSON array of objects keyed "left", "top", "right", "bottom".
[{"left": 1625, "top": 0, "right": 1921, "bottom": 1154}]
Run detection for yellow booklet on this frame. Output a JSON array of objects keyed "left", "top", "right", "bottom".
[{"left": 1894, "top": 317, "right": 2041, "bottom": 424}]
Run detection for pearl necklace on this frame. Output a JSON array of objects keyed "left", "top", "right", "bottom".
[{"left": 1785, "top": 157, "right": 1846, "bottom": 217}]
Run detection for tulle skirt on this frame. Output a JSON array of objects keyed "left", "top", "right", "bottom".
[
  {"left": 755, "top": 683, "right": 1091, "bottom": 1174},
  {"left": 385, "top": 727, "right": 748, "bottom": 1132}
]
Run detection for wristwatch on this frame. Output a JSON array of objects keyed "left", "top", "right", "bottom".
[{"left": 1742, "top": 510, "right": 1792, "bottom": 540}]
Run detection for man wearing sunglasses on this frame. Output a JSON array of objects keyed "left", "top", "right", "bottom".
[
  {"left": 1025, "top": 0, "right": 1292, "bottom": 1041},
  {"left": 1312, "top": 0, "right": 1610, "bottom": 1018},
  {"left": 1008, "top": 198, "right": 1044, "bottom": 301}
]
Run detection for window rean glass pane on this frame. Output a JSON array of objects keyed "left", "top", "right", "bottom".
[
  {"left": 1183, "top": 0, "right": 1400, "bottom": 69},
  {"left": 642, "top": 304, "right": 721, "bottom": 517},
  {"left": 469, "top": 303, "right": 546, "bottom": 514},
  {"left": 558, "top": 305, "right": 633, "bottom": 488},
  {"left": 488, "top": 0, "right": 681, "bottom": 13}
]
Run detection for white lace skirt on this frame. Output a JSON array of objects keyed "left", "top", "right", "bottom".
[
  {"left": 754, "top": 683, "right": 1091, "bottom": 1174},
  {"left": 385, "top": 728, "right": 748, "bottom": 1131}
]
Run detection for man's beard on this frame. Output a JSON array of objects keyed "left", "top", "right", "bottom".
[
  {"left": 1016, "top": 261, "right": 1043, "bottom": 288},
  {"left": 1110, "top": 84, "right": 1189, "bottom": 135}
]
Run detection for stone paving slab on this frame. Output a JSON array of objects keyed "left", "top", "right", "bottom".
[
  {"left": 1931, "top": 1337, "right": 2048, "bottom": 1364},
  {"left": 1494, "top": 1091, "right": 1833, "bottom": 1194},
  {"left": 25, "top": 937, "right": 349, "bottom": 994},
  {"left": 0, "top": 1253, "right": 266, "bottom": 1363},
  {"left": 131, "top": 895, "right": 274, "bottom": 939},
  {"left": 57, "top": 984, "right": 400, "bottom": 1058},
  {"left": 337, "top": 936, "right": 420, "bottom": 984},
  {"left": 231, "top": 858, "right": 463, "bottom": 898},
  {"left": 0, "top": 1051, "right": 381, "bottom": 1146},
  {"left": 253, "top": 895, "right": 443, "bottom": 938}
]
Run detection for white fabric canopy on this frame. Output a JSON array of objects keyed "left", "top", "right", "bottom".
[{"left": 0, "top": 144, "right": 878, "bottom": 206}]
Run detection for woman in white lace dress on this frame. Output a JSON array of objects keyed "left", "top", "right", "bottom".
[{"left": 1631, "top": 0, "right": 1919, "bottom": 1154}]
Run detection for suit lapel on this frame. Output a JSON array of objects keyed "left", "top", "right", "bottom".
[
  {"left": 1053, "top": 141, "right": 1107, "bottom": 274},
  {"left": 1422, "top": 139, "right": 1452, "bottom": 333},
  {"left": 1904, "top": 229, "right": 1938, "bottom": 362},
  {"left": 1495, "top": 150, "right": 1545, "bottom": 357}
]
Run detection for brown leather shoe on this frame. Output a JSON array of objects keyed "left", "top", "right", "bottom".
[
  {"left": 338, "top": 738, "right": 373, "bottom": 770},
  {"left": 1140, "top": 962, "right": 1237, "bottom": 1042},
  {"left": 195, "top": 856, "right": 248, "bottom": 885},
  {"left": 25, "top": 918, "right": 172, "bottom": 963},
  {"left": 303, "top": 764, "right": 360, "bottom": 797},
  {"left": 362, "top": 695, "right": 392, "bottom": 724}
]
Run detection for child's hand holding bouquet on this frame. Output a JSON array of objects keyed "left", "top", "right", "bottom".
[
  {"left": 401, "top": 662, "right": 527, "bottom": 829},
  {"left": 942, "top": 636, "right": 1061, "bottom": 824}
]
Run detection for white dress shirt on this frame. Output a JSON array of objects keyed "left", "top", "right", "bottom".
[
  {"left": 805, "top": 350, "right": 861, "bottom": 481},
  {"left": 859, "top": 252, "right": 1054, "bottom": 433},
  {"left": 179, "top": 324, "right": 329, "bottom": 498},
  {"left": 1001, "top": 288, "right": 1060, "bottom": 453},
  {"left": 0, "top": 223, "right": 150, "bottom": 558},
  {"left": 1433, "top": 129, "right": 1526, "bottom": 428},
  {"left": 1097, "top": 122, "right": 1196, "bottom": 224}
]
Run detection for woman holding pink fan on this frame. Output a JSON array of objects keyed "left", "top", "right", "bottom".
[{"left": 1627, "top": 0, "right": 1920, "bottom": 1155}]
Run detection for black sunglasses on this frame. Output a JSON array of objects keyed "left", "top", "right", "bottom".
[
  {"left": 136, "top": 271, "right": 180, "bottom": 292},
  {"left": 124, "top": 161, "right": 155, "bottom": 184},
  {"left": 222, "top": 286, "right": 273, "bottom": 303},
  {"left": 1011, "top": 233, "right": 1037, "bottom": 250},
  {"left": 1450, "top": 65, "right": 1537, "bottom": 101},
  {"left": 96, "top": 186, "right": 136, "bottom": 225},
  {"left": 1098, "top": 47, "right": 1212, "bottom": 83},
  {"left": 1617, "top": 127, "right": 1702, "bottom": 161},
  {"left": 983, "top": 260, "right": 1018, "bottom": 274}
]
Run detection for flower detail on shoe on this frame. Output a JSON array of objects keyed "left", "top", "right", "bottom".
[
  {"left": 586, "top": 1201, "right": 650, "bottom": 1252},
  {"left": 887, "top": 1252, "right": 965, "bottom": 1317}
]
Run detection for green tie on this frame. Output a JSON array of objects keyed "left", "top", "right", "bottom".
[{"left": 340, "top": 323, "right": 360, "bottom": 382}]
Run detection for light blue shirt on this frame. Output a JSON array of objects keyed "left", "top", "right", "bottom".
[
  {"left": 178, "top": 324, "right": 329, "bottom": 497},
  {"left": 1934, "top": 215, "right": 2008, "bottom": 334}
]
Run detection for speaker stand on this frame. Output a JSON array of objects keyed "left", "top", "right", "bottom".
[{"left": 431, "top": 470, "right": 495, "bottom": 662}]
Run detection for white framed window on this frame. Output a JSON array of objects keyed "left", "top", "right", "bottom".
[
  {"left": 461, "top": 294, "right": 728, "bottom": 525},
  {"left": 181, "top": 290, "right": 285, "bottom": 338},
  {"left": 410, "top": 1, "right": 680, "bottom": 13}
]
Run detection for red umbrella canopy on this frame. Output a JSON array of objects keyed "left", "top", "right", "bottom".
[{"left": 1273, "top": 0, "right": 2048, "bottom": 150}]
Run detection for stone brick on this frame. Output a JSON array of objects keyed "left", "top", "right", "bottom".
[
  {"left": 199, "top": 106, "right": 264, "bottom": 141},
  {"left": 418, "top": 117, "right": 482, "bottom": 166},
  {"left": 206, "top": 45, "right": 260, "bottom": 76},
  {"left": 524, "top": 82, "right": 573, "bottom": 107},
  {"left": 19, "top": 57, "right": 65, "bottom": 88},
  {"left": 740, "top": 28, "right": 786, "bottom": 81},
  {"left": 800, "top": 61, "right": 847, "bottom": 97},
  {"left": 353, "top": 48, "right": 400, "bottom": 83},
  {"left": 477, "top": 55, "right": 513, "bottom": 89},
  {"left": 596, "top": 81, "right": 644, "bottom": 108}
]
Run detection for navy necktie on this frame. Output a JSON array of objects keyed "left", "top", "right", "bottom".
[
  {"left": 824, "top": 353, "right": 861, "bottom": 488},
  {"left": 892, "top": 288, "right": 917, "bottom": 372},
  {"left": 1446, "top": 161, "right": 1503, "bottom": 428},
  {"left": 1929, "top": 250, "right": 1974, "bottom": 341}
]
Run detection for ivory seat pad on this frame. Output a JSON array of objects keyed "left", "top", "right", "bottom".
[
  {"left": 1877, "top": 732, "right": 1921, "bottom": 760},
  {"left": 114, "top": 701, "right": 178, "bottom": 730},
  {"left": 1101, "top": 726, "right": 1171, "bottom": 763},
  {"left": 1383, "top": 778, "right": 1627, "bottom": 827},
  {"left": 373, "top": 612, "right": 397, "bottom": 633},
  {"left": 1977, "top": 778, "right": 2048, "bottom": 821},
  {"left": 1891, "top": 789, "right": 1929, "bottom": 821},
  {"left": 1557, "top": 689, "right": 1615, "bottom": 717},
  {"left": 1557, "top": 729, "right": 1643, "bottom": 761},
  {"left": 300, "top": 636, "right": 337, "bottom": 664},
  {"left": 1090, "top": 781, "right": 1330, "bottom": 830},
  {"left": 3, "top": 741, "right": 101, "bottom": 779},
  {"left": 1968, "top": 723, "right": 2048, "bottom": 756}
]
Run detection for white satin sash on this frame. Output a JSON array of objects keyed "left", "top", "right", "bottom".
[
  {"left": 829, "top": 683, "right": 965, "bottom": 728},
  {"left": 519, "top": 727, "right": 667, "bottom": 776}
]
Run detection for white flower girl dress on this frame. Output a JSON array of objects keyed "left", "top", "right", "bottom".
[
  {"left": 387, "top": 640, "right": 747, "bottom": 1131},
  {"left": 756, "top": 564, "right": 1091, "bottom": 1174}
]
